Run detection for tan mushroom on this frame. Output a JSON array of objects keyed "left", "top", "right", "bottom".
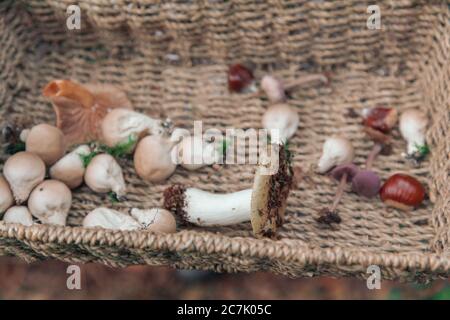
[
  {"left": 25, "top": 123, "right": 67, "bottom": 165},
  {"left": 134, "top": 135, "right": 179, "bottom": 182},
  {"left": 42, "top": 80, "right": 132, "bottom": 145}
]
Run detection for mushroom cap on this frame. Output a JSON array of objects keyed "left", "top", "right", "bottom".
[
  {"left": 3, "top": 151, "right": 46, "bottom": 204},
  {"left": 250, "top": 144, "right": 293, "bottom": 238},
  {"left": 351, "top": 170, "right": 381, "bottom": 198},
  {"left": 43, "top": 80, "right": 133, "bottom": 145},
  {"left": 317, "top": 136, "right": 355, "bottom": 174},
  {"left": 134, "top": 135, "right": 177, "bottom": 182},
  {"left": 83, "top": 207, "right": 141, "bottom": 231},
  {"left": 28, "top": 180, "right": 72, "bottom": 226},
  {"left": 262, "top": 103, "right": 299, "bottom": 144},
  {"left": 25, "top": 123, "right": 67, "bottom": 165},
  {"left": 130, "top": 208, "right": 177, "bottom": 233},
  {"left": 330, "top": 163, "right": 359, "bottom": 182},
  {"left": 3, "top": 206, "right": 33, "bottom": 226},
  {"left": 261, "top": 75, "right": 286, "bottom": 103},
  {"left": 0, "top": 175, "right": 14, "bottom": 215},
  {"left": 362, "top": 107, "right": 398, "bottom": 133},
  {"left": 49, "top": 144, "right": 90, "bottom": 189},
  {"left": 84, "top": 153, "right": 126, "bottom": 196}
]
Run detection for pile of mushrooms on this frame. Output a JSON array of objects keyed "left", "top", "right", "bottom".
[{"left": 1, "top": 145, "right": 72, "bottom": 226}]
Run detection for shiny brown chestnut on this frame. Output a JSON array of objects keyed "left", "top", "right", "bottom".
[
  {"left": 362, "top": 107, "right": 398, "bottom": 133},
  {"left": 380, "top": 173, "right": 426, "bottom": 211},
  {"left": 228, "top": 64, "right": 254, "bottom": 93}
]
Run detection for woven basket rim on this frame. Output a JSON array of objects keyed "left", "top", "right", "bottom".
[{"left": 1, "top": 222, "right": 449, "bottom": 274}]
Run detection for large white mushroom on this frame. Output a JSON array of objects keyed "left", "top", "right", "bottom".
[
  {"left": 28, "top": 180, "right": 72, "bottom": 226},
  {"left": 84, "top": 153, "right": 126, "bottom": 198},
  {"left": 3, "top": 152, "right": 46, "bottom": 204}
]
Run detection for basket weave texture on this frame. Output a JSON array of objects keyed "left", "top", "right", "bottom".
[{"left": 0, "top": 0, "right": 449, "bottom": 280}]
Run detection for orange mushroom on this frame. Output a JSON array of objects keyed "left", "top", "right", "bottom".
[{"left": 43, "top": 80, "right": 132, "bottom": 145}]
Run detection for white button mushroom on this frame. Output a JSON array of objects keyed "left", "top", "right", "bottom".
[
  {"left": 3, "top": 151, "right": 46, "bottom": 204},
  {"left": 25, "top": 123, "right": 67, "bottom": 165},
  {"left": 173, "top": 135, "right": 221, "bottom": 171},
  {"left": 0, "top": 175, "right": 14, "bottom": 215},
  {"left": 28, "top": 180, "right": 72, "bottom": 226},
  {"left": 84, "top": 153, "right": 126, "bottom": 198},
  {"left": 399, "top": 109, "right": 429, "bottom": 160},
  {"left": 133, "top": 134, "right": 179, "bottom": 182},
  {"left": 261, "top": 75, "right": 286, "bottom": 103},
  {"left": 130, "top": 208, "right": 177, "bottom": 233},
  {"left": 83, "top": 207, "right": 141, "bottom": 231},
  {"left": 164, "top": 147, "right": 293, "bottom": 238},
  {"left": 3, "top": 206, "right": 33, "bottom": 226},
  {"left": 262, "top": 103, "right": 299, "bottom": 144},
  {"left": 317, "top": 136, "right": 355, "bottom": 174},
  {"left": 101, "top": 108, "right": 167, "bottom": 149},
  {"left": 49, "top": 145, "right": 91, "bottom": 189}
]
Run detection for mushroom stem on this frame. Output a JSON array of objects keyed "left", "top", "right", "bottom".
[
  {"left": 164, "top": 185, "right": 252, "bottom": 226},
  {"left": 284, "top": 74, "right": 328, "bottom": 90},
  {"left": 365, "top": 143, "right": 383, "bottom": 170},
  {"left": 330, "top": 173, "right": 347, "bottom": 212},
  {"left": 43, "top": 80, "right": 95, "bottom": 109}
]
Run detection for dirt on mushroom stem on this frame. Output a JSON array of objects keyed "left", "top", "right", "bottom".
[
  {"left": 264, "top": 143, "right": 294, "bottom": 237},
  {"left": 163, "top": 184, "right": 188, "bottom": 224}
]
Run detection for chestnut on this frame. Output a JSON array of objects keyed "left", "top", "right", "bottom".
[
  {"left": 362, "top": 107, "right": 398, "bottom": 133},
  {"left": 228, "top": 64, "right": 254, "bottom": 93},
  {"left": 380, "top": 173, "right": 426, "bottom": 211}
]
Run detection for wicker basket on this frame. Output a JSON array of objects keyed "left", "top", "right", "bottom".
[{"left": 0, "top": 0, "right": 449, "bottom": 281}]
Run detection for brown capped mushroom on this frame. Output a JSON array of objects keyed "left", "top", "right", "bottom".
[
  {"left": 42, "top": 80, "right": 132, "bottom": 145},
  {"left": 25, "top": 124, "right": 67, "bottom": 165}
]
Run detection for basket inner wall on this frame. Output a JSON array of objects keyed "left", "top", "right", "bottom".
[{"left": 1, "top": 1, "right": 448, "bottom": 259}]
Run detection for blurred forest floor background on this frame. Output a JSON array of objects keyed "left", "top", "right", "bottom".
[{"left": 1, "top": 257, "right": 449, "bottom": 299}]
